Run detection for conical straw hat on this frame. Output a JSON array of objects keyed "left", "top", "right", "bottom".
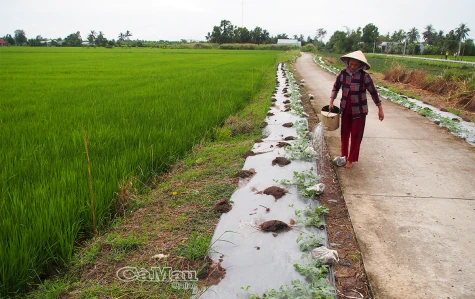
[{"left": 340, "top": 50, "right": 371, "bottom": 70}]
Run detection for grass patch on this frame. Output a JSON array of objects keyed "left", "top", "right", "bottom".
[
  {"left": 176, "top": 232, "right": 213, "bottom": 260},
  {"left": 445, "top": 108, "right": 462, "bottom": 116}
]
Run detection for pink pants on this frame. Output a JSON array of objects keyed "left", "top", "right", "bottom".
[{"left": 340, "top": 109, "right": 366, "bottom": 162}]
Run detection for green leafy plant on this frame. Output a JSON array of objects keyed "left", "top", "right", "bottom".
[
  {"left": 278, "top": 170, "right": 322, "bottom": 198},
  {"left": 283, "top": 138, "right": 316, "bottom": 161},
  {"left": 377, "top": 87, "right": 468, "bottom": 137},
  {"left": 242, "top": 259, "right": 335, "bottom": 299},
  {"left": 291, "top": 205, "right": 329, "bottom": 228},
  {"left": 313, "top": 56, "right": 340, "bottom": 75},
  {"left": 294, "top": 259, "right": 328, "bottom": 282},
  {"left": 296, "top": 233, "right": 324, "bottom": 252},
  {"left": 282, "top": 66, "right": 308, "bottom": 118}
]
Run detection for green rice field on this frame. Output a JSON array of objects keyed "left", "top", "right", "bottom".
[{"left": 0, "top": 47, "right": 282, "bottom": 295}]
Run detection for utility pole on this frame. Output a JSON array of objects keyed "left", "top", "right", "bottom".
[{"left": 373, "top": 36, "right": 376, "bottom": 53}]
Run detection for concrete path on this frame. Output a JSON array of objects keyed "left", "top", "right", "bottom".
[{"left": 294, "top": 53, "right": 475, "bottom": 299}]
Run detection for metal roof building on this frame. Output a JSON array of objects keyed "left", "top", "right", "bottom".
[{"left": 277, "top": 39, "right": 301, "bottom": 46}]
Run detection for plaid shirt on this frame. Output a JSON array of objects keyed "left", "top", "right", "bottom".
[{"left": 331, "top": 68, "right": 381, "bottom": 119}]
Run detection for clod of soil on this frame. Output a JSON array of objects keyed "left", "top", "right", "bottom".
[
  {"left": 284, "top": 136, "right": 296, "bottom": 140},
  {"left": 282, "top": 122, "right": 293, "bottom": 128},
  {"left": 277, "top": 141, "right": 290, "bottom": 148},
  {"left": 272, "top": 157, "right": 291, "bottom": 167},
  {"left": 261, "top": 122, "right": 268, "bottom": 128},
  {"left": 263, "top": 186, "right": 288, "bottom": 199},
  {"left": 235, "top": 168, "right": 256, "bottom": 178},
  {"left": 283, "top": 100, "right": 291, "bottom": 104},
  {"left": 198, "top": 261, "right": 226, "bottom": 286},
  {"left": 260, "top": 220, "right": 291, "bottom": 233},
  {"left": 255, "top": 139, "right": 263, "bottom": 143},
  {"left": 284, "top": 108, "right": 291, "bottom": 112},
  {"left": 271, "top": 98, "right": 277, "bottom": 102},
  {"left": 243, "top": 151, "right": 256, "bottom": 158},
  {"left": 214, "top": 199, "right": 232, "bottom": 213},
  {"left": 267, "top": 112, "right": 274, "bottom": 116},
  {"left": 259, "top": 205, "right": 270, "bottom": 212}
]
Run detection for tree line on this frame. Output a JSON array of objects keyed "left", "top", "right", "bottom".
[
  {"left": 205, "top": 20, "right": 473, "bottom": 57},
  {"left": 325, "top": 23, "right": 472, "bottom": 57},
  {"left": 2, "top": 21, "right": 473, "bottom": 57},
  {"left": 2, "top": 29, "right": 139, "bottom": 47},
  {"left": 205, "top": 19, "right": 321, "bottom": 45}
]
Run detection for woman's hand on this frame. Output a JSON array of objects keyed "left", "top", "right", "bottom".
[
  {"left": 329, "top": 98, "right": 334, "bottom": 110},
  {"left": 378, "top": 106, "right": 384, "bottom": 121}
]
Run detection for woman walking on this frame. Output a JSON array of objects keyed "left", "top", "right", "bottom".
[{"left": 329, "top": 50, "right": 384, "bottom": 168}]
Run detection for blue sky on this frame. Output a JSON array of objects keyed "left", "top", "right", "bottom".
[{"left": 1, "top": 0, "right": 473, "bottom": 42}]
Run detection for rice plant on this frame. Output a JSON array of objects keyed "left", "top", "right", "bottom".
[{"left": 0, "top": 47, "right": 281, "bottom": 296}]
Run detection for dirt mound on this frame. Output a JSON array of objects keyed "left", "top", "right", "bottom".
[
  {"left": 214, "top": 199, "right": 232, "bottom": 213},
  {"left": 234, "top": 169, "right": 256, "bottom": 178},
  {"left": 282, "top": 122, "right": 293, "bottom": 128},
  {"left": 276, "top": 141, "right": 290, "bottom": 148},
  {"left": 272, "top": 157, "right": 291, "bottom": 167},
  {"left": 243, "top": 151, "right": 256, "bottom": 158},
  {"left": 260, "top": 220, "right": 291, "bottom": 232},
  {"left": 263, "top": 186, "right": 288, "bottom": 199},
  {"left": 284, "top": 136, "right": 296, "bottom": 140},
  {"left": 198, "top": 260, "right": 226, "bottom": 286}
]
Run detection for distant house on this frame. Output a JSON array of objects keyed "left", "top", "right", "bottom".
[
  {"left": 277, "top": 39, "right": 301, "bottom": 47},
  {"left": 0, "top": 39, "right": 8, "bottom": 46}
]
